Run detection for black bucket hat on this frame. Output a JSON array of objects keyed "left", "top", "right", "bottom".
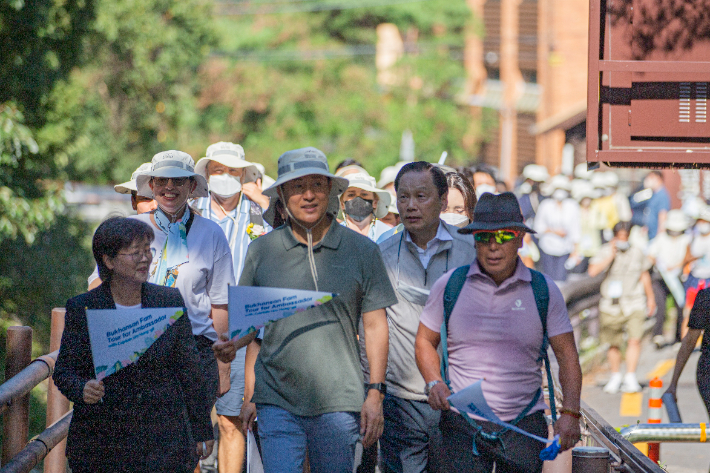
[{"left": 458, "top": 192, "right": 536, "bottom": 234}]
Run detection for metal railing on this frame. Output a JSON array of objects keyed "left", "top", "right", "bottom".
[
  {"left": 620, "top": 423, "right": 707, "bottom": 443},
  {"left": 1, "top": 309, "right": 70, "bottom": 473}
]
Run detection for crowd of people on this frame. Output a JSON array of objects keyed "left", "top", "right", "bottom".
[{"left": 50, "top": 142, "right": 710, "bottom": 473}]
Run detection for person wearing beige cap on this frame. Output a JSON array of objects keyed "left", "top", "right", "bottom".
[
  {"left": 236, "top": 147, "right": 397, "bottom": 473},
  {"left": 133, "top": 150, "right": 238, "bottom": 419},
  {"left": 340, "top": 172, "right": 393, "bottom": 241},
  {"left": 194, "top": 142, "right": 272, "bottom": 473}
]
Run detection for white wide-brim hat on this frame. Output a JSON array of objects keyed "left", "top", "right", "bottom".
[
  {"left": 666, "top": 209, "right": 690, "bottom": 232},
  {"left": 574, "top": 163, "right": 594, "bottom": 180},
  {"left": 522, "top": 164, "right": 549, "bottom": 183},
  {"left": 115, "top": 162, "right": 152, "bottom": 195},
  {"left": 341, "top": 172, "right": 392, "bottom": 219},
  {"left": 136, "top": 150, "right": 209, "bottom": 198},
  {"left": 262, "top": 147, "right": 349, "bottom": 226},
  {"left": 377, "top": 161, "right": 407, "bottom": 189},
  {"left": 570, "top": 179, "right": 596, "bottom": 201},
  {"left": 195, "top": 142, "right": 260, "bottom": 183},
  {"left": 546, "top": 174, "right": 571, "bottom": 193}
]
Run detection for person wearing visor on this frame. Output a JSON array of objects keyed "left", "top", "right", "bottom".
[
  {"left": 133, "top": 151, "right": 238, "bottom": 411},
  {"left": 88, "top": 162, "right": 158, "bottom": 290},
  {"left": 340, "top": 172, "right": 392, "bottom": 241},
  {"left": 415, "top": 192, "right": 582, "bottom": 473},
  {"left": 194, "top": 142, "right": 272, "bottom": 473},
  {"left": 236, "top": 147, "right": 397, "bottom": 473},
  {"left": 377, "top": 162, "right": 475, "bottom": 473}
]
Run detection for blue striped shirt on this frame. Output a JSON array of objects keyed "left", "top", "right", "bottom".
[{"left": 195, "top": 194, "right": 271, "bottom": 282}]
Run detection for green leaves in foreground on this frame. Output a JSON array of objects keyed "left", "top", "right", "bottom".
[{"left": 0, "top": 104, "right": 64, "bottom": 244}]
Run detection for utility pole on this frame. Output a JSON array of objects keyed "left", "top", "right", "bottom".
[
  {"left": 499, "top": 0, "right": 524, "bottom": 185},
  {"left": 463, "top": 0, "right": 487, "bottom": 153}
]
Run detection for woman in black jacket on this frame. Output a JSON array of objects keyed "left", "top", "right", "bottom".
[{"left": 54, "top": 217, "right": 214, "bottom": 473}]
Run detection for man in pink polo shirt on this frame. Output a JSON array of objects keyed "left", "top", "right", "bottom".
[{"left": 415, "top": 192, "right": 582, "bottom": 473}]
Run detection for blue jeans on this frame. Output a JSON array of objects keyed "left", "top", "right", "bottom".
[
  {"left": 256, "top": 404, "right": 360, "bottom": 473},
  {"left": 380, "top": 394, "right": 444, "bottom": 473}
]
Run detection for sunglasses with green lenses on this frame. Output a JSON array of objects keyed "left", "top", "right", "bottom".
[{"left": 473, "top": 230, "right": 521, "bottom": 244}]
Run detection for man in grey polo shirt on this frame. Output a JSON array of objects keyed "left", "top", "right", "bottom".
[
  {"left": 377, "top": 162, "right": 475, "bottom": 473},
  {"left": 237, "top": 147, "right": 397, "bottom": 473}
]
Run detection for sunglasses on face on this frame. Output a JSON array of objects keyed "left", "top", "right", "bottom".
[
  {"left": 152, "top": 177, "right": 190, "bottom": 187},
  {"left": 473, "top": 230, "right": 522, "bottom": 244}
]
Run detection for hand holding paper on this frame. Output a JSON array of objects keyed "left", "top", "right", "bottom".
[{"left": 447, "top": 380, "right": 561, "bottom": 461}]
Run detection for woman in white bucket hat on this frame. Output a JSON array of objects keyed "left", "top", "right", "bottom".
[
  {"left": 339, "top": 172, "right": 392, "bottom": 241},
  {"left": 236, "top": 147, "right": 396, "bottom": 473},
  {"left": 134, "top": 150, "right": 239, "bottom": 416}
]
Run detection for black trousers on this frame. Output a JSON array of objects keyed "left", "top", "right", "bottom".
[{"left": 439, "top": 410, "right": 548, "bottom": 473}]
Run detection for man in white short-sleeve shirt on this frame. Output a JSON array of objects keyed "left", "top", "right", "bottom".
[{"left": 415, "top": 192, "right": 582, "bottom": 473}]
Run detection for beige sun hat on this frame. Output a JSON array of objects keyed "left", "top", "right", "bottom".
[
  {"left": 335, "top": 164, "right": 368, "bottom": 178},
  {"left": 665, "top": 210, "right": 690, "bottom": 232},
  {"left": 341, "top": 172, "right": 392, "bottom": 219},
  {"left": 114, "top": 162, "right": 152, "bottom": 194},
  {"left": 136, "top": 150, "right": 209, "bottom": 198},
  {"left": 195, "top": 142, "right": 260, "bottom": 184},
  {"left": 262, "top": 147, "right": 349, "bottom": 227},
  {"left": 377, "top": 161, "right": 407, "bottom": 189}
]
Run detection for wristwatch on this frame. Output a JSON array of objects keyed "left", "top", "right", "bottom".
[
  {"left": 365, "top": 383, "right": 387, "bottom": 395},
  {"left": 425, "top": 380, "right": 442, "bottom": 395}
]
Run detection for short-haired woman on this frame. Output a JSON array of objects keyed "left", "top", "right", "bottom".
[{"left": 54, "top": 217, "right": 214, "bottom": 472}]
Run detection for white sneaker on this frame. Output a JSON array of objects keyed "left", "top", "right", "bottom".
[
  {"left": 621, "top": 372, "right": 642, "bottom": 393},
  {"left": 652, "top": 335, "right": 665, "bottom": 349},
  {"left": 603, "top": 372, "right": 624, "bottom": 393}
]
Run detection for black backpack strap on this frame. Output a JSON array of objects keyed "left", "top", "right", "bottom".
[
  {"left": 530, "top": 269, "right": 557, "bottom": 422},
  {"left": 440, "top": 265, "right": 470, "bottom": 389}
]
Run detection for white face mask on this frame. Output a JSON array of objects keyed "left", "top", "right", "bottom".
[
  {"left": 475, "top": 184, "right": 497, "bottom": 199},
  {"left": 440, "top": 212, "right": 469, "bottom": 227},
  {"left": 697, "top": 222, "right": 710, "bottom": 235},
  {"left": 552, "top": 189, "right": 569, "bottom": 201},
  {"left": 209, "top": 173, "right": 242, "bottom": 198},
  {"left": 519, "top": 182, "right": 533, "bottom": 195}
]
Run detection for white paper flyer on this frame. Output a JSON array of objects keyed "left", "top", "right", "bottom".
[
  {"left": 86, "top": 307, "right": 184, "bottom": 380},
  {"left": 228, "top": 286, "right": 336, "bottom": 340}
]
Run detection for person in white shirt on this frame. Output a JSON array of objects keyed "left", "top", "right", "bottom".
[
  {"left": 133, "top": 150, "right": 238, "bottom": 416},
  {"left": 534, "top": 175, "right": 580, "bottom": 282},
  {"left": 648, "top": 210, "right": 692, "bottom": 348}
]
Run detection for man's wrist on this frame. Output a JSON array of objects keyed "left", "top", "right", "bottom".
[
  {"left": 365, "top": 382, "right": 387, "bottom": 396},
  {"left": 425, "top": 380, "right": 443, "bottom": 395}
]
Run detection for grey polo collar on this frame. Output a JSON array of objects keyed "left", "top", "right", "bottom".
[{"left": 281, "top": 217, "right": 342, "bottom": 251}]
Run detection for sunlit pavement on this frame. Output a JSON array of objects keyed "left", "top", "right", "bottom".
[{"left": 582, "top": 340, "right": 708, "bottom": 472}]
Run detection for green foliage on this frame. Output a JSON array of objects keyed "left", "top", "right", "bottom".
[
  {"left": 43, "top": 0, "right": 217, "bottom": 183},
  {"left": 0, "top": 104, "right": 64, "bottom": 243},
  {"left": 195, "top": 0, "right": 492, "bottom": 178}
]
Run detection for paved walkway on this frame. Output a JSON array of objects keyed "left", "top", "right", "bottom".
[{"left": 582, "top": 339, "right": 708, "bottom": 472}]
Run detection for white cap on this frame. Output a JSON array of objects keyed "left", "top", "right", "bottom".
[{"left": 522, "top": 164, "right": 549, "bottom": 183}]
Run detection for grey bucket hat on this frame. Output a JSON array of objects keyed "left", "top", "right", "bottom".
[
  {"left": 136, "top": 150, "right": 209, "bottom": 198},
  {"left": 262, "top": 147, "right": 348, "bottom": 227}
]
